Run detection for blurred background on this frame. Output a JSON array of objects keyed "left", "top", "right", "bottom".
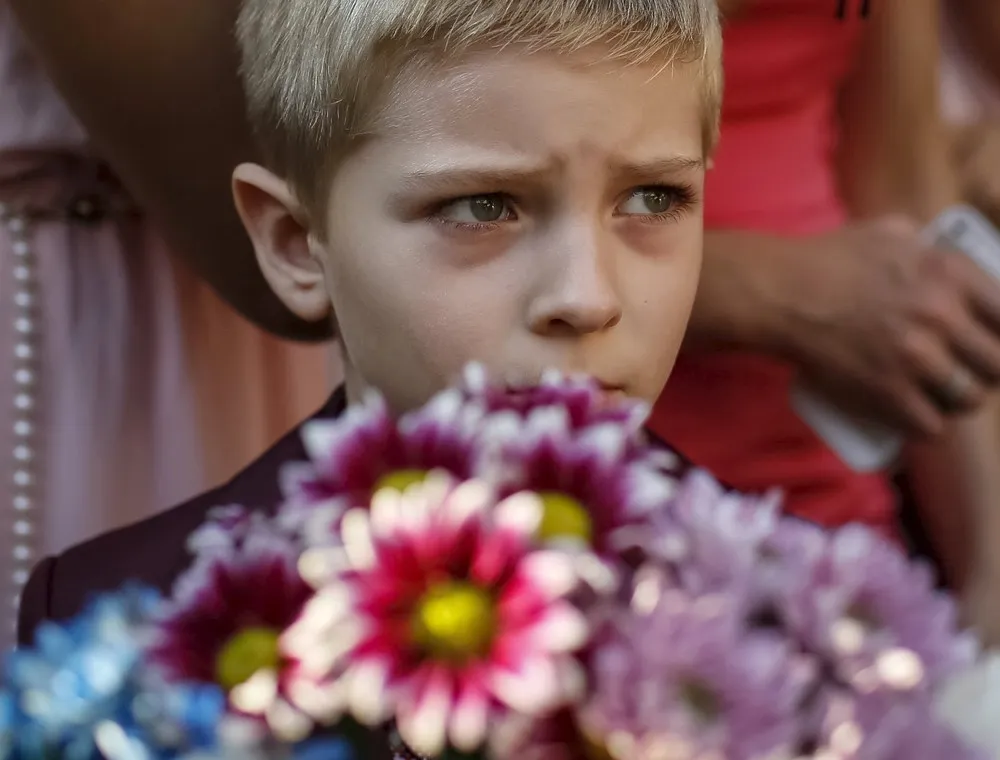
[{"left": 4, "top": 0, "right": 1000, "bottom": 650}]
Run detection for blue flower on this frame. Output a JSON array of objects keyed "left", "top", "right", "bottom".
[
  {"left": 292, "top": 736, "right": 355, "bottom": 760},
  {"left": 0, "top": 586, "right": 224, "bottom": 760}
]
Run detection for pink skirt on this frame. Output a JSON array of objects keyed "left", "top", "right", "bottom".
[{"left": 0, "top": 151, "right": 333, "bottom": 647}]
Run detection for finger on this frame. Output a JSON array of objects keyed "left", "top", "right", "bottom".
[
  {"left": 901, "top": 329, "right": 985, "bottom": 413},
  {"left": 894, "top": 384, "right": 946, "bottom": 438},
  {"left": 966, "top": 270, "right": 1000, "bottom": 334},
  {"left": 946, "top": 311, "right": 1000, "bottom": 386}
]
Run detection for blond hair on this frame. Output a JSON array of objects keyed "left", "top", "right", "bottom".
[{"left": 237, "top": 0, "right": 722, "bottom": 213}]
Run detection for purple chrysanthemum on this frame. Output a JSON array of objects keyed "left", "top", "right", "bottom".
[
  {"left": 578, "top": 581, "right": 816, "bottom": 760},
  {"left": 610, "top": 470, "right": 826, "bottom": 624},
  {"left": 779, "top": 524, "right": 977, "bottom": 694},
  {"left": 811, "top": 689, "right": 987, "bottom": 760},
  {"left": 149, "top": 508, "right": 317, "bottom": 742}
]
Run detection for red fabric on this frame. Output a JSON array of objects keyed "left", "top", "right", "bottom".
[{"left": 651, "top": 0, "right": 897, "bottom": 534}]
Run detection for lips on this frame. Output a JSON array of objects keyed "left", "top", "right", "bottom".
[{"left": 502, "top": 378, "right": 627, "bottom": 403}]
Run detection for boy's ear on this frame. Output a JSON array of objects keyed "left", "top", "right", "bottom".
[{"left": 232, "top": 163, "right": 332, "bottom": 323}]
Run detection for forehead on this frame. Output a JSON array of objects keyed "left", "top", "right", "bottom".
[{"left": 371, "top": 47, "right": 706, "bottom": 166}]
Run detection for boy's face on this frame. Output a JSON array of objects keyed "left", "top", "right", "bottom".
[{"left": 237, "top": 46, "right": 706, "bottom": 413}]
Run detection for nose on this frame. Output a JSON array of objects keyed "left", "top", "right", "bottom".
[{"left": 527, "top": 224, "right": 622, "bottom": 337}]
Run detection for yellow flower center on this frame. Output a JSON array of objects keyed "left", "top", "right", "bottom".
[
  {"left": 537, "top": 491, "right": 593, "bottom": 544},
  {"left": 215, "top": 627, "right": 282, "bottom": 691},
  {"left": 411, "top": 582, "right": 496, "bottom": 662},
  {"left": 375, "top": 469, "right": 429, "bottom": 493}
]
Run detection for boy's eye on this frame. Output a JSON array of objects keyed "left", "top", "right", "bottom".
[
  {"left": 439, "top": 194, "right": 513, "bottom": 224},
  {"left": 618, "top": 187, "right": 680, "bottom": 216}
]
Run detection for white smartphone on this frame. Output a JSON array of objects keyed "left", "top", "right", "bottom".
[{"left": 792, "top": 205, "right": 1000, "bottom": 472}]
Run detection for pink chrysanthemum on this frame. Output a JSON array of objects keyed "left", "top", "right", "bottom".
[
  {"left": 281, "top": 474, "right": 590, "bottom": 757},
  {"left": 149, "top": 508, "right": 317, "bottom": 742},
  {"left": 458, "top": 364, "right": 651, "bottom": 435},
  {"left": 472, "top": 398, "right": 678, "bottom": 563},
  {"left": 278, "top": 389, "right": 482, "bottom": 542}
]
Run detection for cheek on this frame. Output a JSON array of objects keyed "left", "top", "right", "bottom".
[
  {"left": 629, "top": 233, "right": 702, "bottom": 349},
  {"left": 328, "top": 236, "right": 519, "bottom": 361}
]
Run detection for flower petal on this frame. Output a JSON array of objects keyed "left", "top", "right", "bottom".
[
  {"left": 445, "top": 479, "right": 494, "bottom": 527},
  {"left": 300, "top": 421, "right": 342, "bottom": 463},
  {"left": 230, "top": 668, "right": 279, "bottom": 716},
  {"left": 524, "top": 602, "right": 589, "bottom": 653},
  {"left": 449, "top": 681, "right": 490, "bottom": 753},
  {"left": 266, "top": 697, "right": 313, "bottom": 743},
  {"left": 397, "top": 667, "right": 454, "bottom": 758},
  {"left": 346, "top": 657, "right": 392, "bottom": 726},
  {"left": 518, "top": 551, "right": 579, "bottom": 600},
  {"left": 489, "top": 656, "right": 563, "bottom": 714},
  {"left": 494, "top": 492, "right": 544, "bottom": 538},
  {"left": 286, "top": 676, "right": 347, "bottom": 724},
  {"left": 340, "top": 509, "right": 377, "bottom": 571}
]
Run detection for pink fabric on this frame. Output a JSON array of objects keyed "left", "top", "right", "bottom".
[
  {"left": 0, "top": 5, "right": 334, "bottom": 648},
  {"left": 652, "top": 0, "right": 897, "bottom": 535},
  {"left": 0, "top": 158, "right": 205, "bottom": 548}
]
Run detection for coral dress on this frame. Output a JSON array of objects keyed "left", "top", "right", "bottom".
[
  {"left": 650, "top": 0, "right": 898, "bottom": 534},
  {"left": 0, "top": 3, "right": 334, "bottom": 649}
]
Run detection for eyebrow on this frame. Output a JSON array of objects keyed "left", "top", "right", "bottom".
[
  {"left": 398, "top": 155, "right": 704, "bottom": 192},
  {"left": 610, "top": 156, "right": 705, "bottom": 181}
]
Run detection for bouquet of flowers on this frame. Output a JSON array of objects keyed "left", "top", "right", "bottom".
[{"left": 3, "top": 365, "right": 998, "bottom": 760}]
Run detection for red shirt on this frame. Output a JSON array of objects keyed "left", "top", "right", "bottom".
[{"left": 650, "top": 0, "right": 897, "bottom": 534}]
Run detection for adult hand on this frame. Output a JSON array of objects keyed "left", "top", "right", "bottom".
[{"left": 766, "top": 216, "right": 1000, "bottom": 437}]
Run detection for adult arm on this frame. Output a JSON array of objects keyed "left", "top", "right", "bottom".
[
  {"left": 10, "top": 0, "right": 331, "bottom": 341},
  {"left": 687, "top": 0, "right": 1000, "bottom": 614},
  {"left": 838, "top": 0, "right": 1000, "bottom": 623}
]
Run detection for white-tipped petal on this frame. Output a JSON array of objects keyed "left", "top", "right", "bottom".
[
  {"left": 519, "top": 550, "right": 579, "bottom": 599},
  {"left": 297, "top": 547, "right": 350, "bottom": 589},
  {"left": 369, "top": 487, "right": 405, "bottom": 539},
  {"left": 300, "top": 421, "right": 341, "bottom": 463},
  {"left": 398, "top": 677, "right": 452, "bottom": 758},
  {"left": 494, "top": 492, "right": 544, "bottom": 537},
  {"left": 449, "top": 686, "right": 490, "bottom": 753},
  {"left": 346, "top": 658, "right": 392, "bottom": 726},
  {"left": 490, "top": 657, "right": 562, "bottom": 714},
  {"left": 340, "top": 508, "right": 376, "bottom": 570},
  {"left": 527, "top": 603, "right": 589, "bottom": 653},
  {"left": 447, "top": 479, "right": 494, "bottom": 525},
  {"left": 267, "top": 698, "right": 313, "bottom": 743},
  {"left": 287, "top": 583, "right": 352, "bottom": 636},
  {"left": 627, "top": 465, "right": 678, "bottom": 516},
  {"left": 292, "top": 617, "right": 365, "bottom": 677},
  {"left": 579, "top": 423, "right": 628, "bottom": 463},
  {"left": 286, "top": 677, "right": 348, "bottom": 724},
  {"left": 230, "top": 669, "right": 279, "bottom": 716},
  {"left": 462, "top": 362, "right": 490, "bottom": 392}
]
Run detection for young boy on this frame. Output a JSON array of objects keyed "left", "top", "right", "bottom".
[{"left": 17, "top": 0, "right": 720, "bottom": 677}]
